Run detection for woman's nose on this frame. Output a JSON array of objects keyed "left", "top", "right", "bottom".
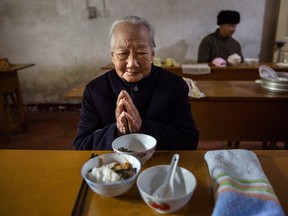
[{"left": 126, "top": 53, "right": 139, "bottom": 67}]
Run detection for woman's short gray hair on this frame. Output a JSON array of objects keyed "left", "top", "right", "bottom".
[{"left": 109, "top": 15, "right": 156, "bottom": 51}]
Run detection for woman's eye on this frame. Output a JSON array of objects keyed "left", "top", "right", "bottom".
[
  {"left": 137, "top": 52, "right": 148, "bottom": 57},
  {"left": 116, "top": 53, "right": 128, "bottom": 60}
]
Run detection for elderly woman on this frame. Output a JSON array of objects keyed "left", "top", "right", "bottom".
[{"left": 73, "top": 15, "right": 199, "bottom": 150}]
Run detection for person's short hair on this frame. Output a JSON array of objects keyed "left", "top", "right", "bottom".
[
  {"left": 217, "top": 10, "right": 240, "bottom": 25},
  {"left": 109, "top": 15, "right": 156, "bottom": 51}
]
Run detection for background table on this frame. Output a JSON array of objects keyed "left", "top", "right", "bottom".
[
  {"left": 0, "top": 150, "right": 287, "bottom": 216},
  {"left": 0, "top": 64, "right": 35, "bottom": 141},
  {"left": 192, "top": 81, "right": 288, "bottom": 143}
]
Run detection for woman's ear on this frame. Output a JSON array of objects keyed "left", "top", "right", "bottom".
[{"left": 111, "top": 52, "right": 115, "bottom": 64}]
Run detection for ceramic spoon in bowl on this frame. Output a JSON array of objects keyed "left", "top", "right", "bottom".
[{"left": 152, "top": 153, "right": 179, "bottom": 198}]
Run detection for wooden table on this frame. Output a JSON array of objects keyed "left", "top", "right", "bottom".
[
  {"left": 192, "top": 81, "right": 288, "bottom": 142},
  {"left": 102, "top": 62, "right": 288, "bottom": 81},
  {"left": 0, "top": 64, "right": 35, "bottom": 141},
  {"left": 0, "top": 150, "right": 287, "bottom": 216}
]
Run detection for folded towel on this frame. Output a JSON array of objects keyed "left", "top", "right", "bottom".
[
  {"left": 181, "top": 64, "right": 211, "bottom": 75},
  {"left": 204, "top": 150, "right": 285, "bottom": 216},
  {"left": 183, "top": 77, "right": 205, "bottom": 98},
  {"left": 227, "top": 53, "right": 241, "bottom": 65}
]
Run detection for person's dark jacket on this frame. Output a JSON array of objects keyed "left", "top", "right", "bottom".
[
  {"left": 197, "top": 29, "right": 243, "bottom": 63},
  {"left": 73, "top": 65, "right": 199, "bottom": 150}
]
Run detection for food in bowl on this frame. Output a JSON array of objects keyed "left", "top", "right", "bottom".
[
  {"left": 87, "top": 157, "right": 136, "bottom": 184},
  {"left": 117, "top": 147, "right": 135, "bottom": 153},
  {"left": 137, "top": 165, "right": 196, "bottom": 214},
  {"left": 81, "top": 153, "right": 141, "bottom": 197},
  {"left": 112, "top": 133, "right": 157, "bottom": 164}
]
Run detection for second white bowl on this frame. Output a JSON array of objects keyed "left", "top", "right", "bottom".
[{"left": 137, "top": 165, "right": 197, "bottom": 214}]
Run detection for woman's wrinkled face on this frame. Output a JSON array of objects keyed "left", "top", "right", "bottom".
[{"left": 111, "top": 23, "right": 155, "bottom": 83}]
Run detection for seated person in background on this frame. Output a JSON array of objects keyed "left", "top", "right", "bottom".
[
  {"left": 197, "top": 10, "right": 244, "bottom": 66},
  {"left": 73, "top": 15, "right": 199, "bottom": 150}
]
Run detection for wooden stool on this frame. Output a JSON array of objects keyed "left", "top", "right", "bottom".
[{"left": 0, "top": 63, "right": 34, "bottom": 142}]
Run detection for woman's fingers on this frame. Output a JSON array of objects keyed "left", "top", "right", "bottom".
[
  {"left": 116, "top": 111, "right": 128, "bottom": 134},
  {"left": 124, "top": 112, "right": 142, "bottom": 133},
  {"left": 115, "top": 90, "right": 141, "bottom": 134}
]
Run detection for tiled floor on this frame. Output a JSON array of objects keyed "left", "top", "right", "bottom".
[
  {"left": 0, "top": 112, "right": 79, "bottom": 150},
  {"left": 0, "top": 111, "right": 286, "bottom": 150}
]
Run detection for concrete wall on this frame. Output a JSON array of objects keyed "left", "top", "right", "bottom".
[{"left": 0, "top": 0, "right": 265, "bottom": 104}]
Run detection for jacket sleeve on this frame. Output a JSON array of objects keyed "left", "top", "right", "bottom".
[{"left": 73, "top": 85, "right": 117, "bottom": 150}]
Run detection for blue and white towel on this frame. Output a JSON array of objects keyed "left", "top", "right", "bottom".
[{"left": 204, "top": 149, "right": 285, "bottom": 216}]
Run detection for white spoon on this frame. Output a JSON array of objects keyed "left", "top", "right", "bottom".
[{"left": 152, "top": 153, "right": 179, "bottom": 198}]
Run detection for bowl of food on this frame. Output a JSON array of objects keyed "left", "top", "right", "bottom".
[
  {"left": 81, "top": 153, "right": 141, "bottom": 197},
  {"left": 136, "top": 165, "right": 196, "bottom": 214},
  {"left": 112, "top": 133, "right": 157, "bottom": 164}
]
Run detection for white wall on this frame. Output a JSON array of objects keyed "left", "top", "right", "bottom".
[{"left": 0, "top": 0, "right": 265, "bottom": 103}]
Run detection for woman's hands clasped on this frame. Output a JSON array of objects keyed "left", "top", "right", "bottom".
[{"left": 115, "top": 90, "right": 142, "bottom": 135}]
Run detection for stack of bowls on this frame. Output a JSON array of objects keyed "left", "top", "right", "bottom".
[{"left": 255, "top": 65, "right": 288, "bottom": 93}]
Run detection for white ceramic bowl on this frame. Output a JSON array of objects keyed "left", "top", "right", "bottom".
[
  {"left": 112, "top": 133, "right": 157, "bottom": 164},
  {"left": 137, "top": 165, "right": 196, "bottom": 214},
  {"left": 276, "top": 62, "right": 288, "bottom": 68},
  {"left": 81, "top": 153, "right": 141, "bottom": 197},
  {"left": 245, "top": 58, "right": 259, "bottom": 66}
]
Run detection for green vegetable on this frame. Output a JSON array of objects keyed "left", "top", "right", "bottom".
[{"left": 118, "top": 147, "right": 134, "bottom": 152}]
